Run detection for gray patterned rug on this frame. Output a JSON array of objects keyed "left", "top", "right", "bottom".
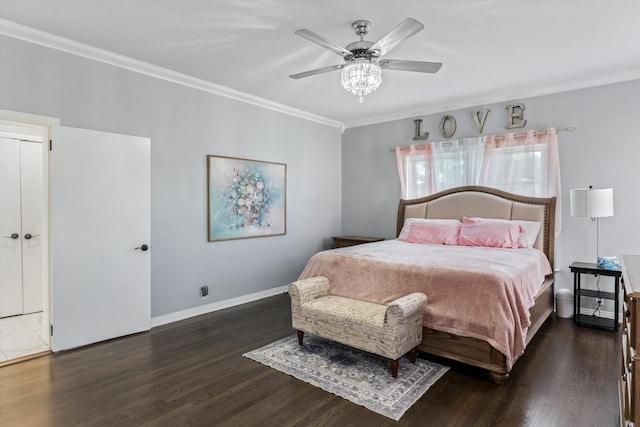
[{"left": 243, "top": 334, "right": 449, "bottom": 420}]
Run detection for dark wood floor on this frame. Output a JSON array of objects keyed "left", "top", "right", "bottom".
[{"left": 0, "top": 293, "right": 620, "bottom": 426}]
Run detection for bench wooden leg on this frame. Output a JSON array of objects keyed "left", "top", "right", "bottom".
[
  {"left": 390, "top": 359, "right": 399, "bottom": 378},
  {"left": 409, "top": 347, "right": 418, "bottom": 363},
  {"left": 296, "top": 330, "right": 304, "bottom": 345}
]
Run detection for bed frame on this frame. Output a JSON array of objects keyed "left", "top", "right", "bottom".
[{"left": 396, "top": 185, "right": 556, "bottom": 384}]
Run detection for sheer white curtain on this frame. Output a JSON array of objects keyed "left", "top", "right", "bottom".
[
  {"left": 479, "top": 127, "right": 561, "bottom": 234},
  {"left": 394, "top": 127, "right": 561, "bottom": 234},
  {"left": 395, "top": 144, "right": 434, "bottom": 199},
  {"left": 432, "top": 137, "right": 485, "bottom": 192},
  {"left": 395, "top": 137, "right": 485, "bottom": 199}
]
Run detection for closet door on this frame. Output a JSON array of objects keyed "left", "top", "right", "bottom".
[
  {"left": 0, "top": 138, "right": 23, "bottom": 317},
  {"left": 20, "top": 141, "right": 43, "bottom": 314}
]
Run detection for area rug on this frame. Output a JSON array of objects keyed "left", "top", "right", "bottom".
[{"left": 243, "top": 334, "right": 449, "bottom": 420}]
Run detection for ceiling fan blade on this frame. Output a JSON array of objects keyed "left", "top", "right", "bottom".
[
  {"left": 379, "top": 59, "right": 442, "bottom": 73},
  {"left": 369, "top": 18, "right": 424, "bottom": 57},
  {"left": 295, "top": 29, "right": 353, "bottom": 58},
  {"left": 289, "top": 64, "right": 345, "bottom": 79}
]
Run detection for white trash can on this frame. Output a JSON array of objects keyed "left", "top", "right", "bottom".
[{"left": 556, "top": 288, "right": 574, "bottom": 319}]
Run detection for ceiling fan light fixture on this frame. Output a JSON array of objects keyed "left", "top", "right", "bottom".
[
  {"left": 340, "top": 59, "right": 381, "bottom": 102},
  {"left": 292, "top": 18, "right": 440, "bottom": 102}
]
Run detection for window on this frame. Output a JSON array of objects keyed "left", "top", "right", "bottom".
[
  {"left": 432, "top": 138, "right": 485, "bottom": 192},
  {"left": 406, "top": 153, "right": 429, "bottom": 199},
  {"left": 395, "top": 128, "right": 561, "bottom": 234},
  {"left": 480, "top": 143, "right": 547, "bottom": 197}
]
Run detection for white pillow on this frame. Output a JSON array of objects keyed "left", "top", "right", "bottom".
[
  {"left": 397, "top": 218, "right": 418, "bottom": 241},
  {"left": 514, "top": 220, "right": 542, "bottom": 248}
]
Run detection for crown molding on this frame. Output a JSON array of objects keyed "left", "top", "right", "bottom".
[
  {"left": 343, "top": 69, "right": 640, "bottom": 129},
  {"left": 3, "top": 19, "right": 637, "bottom": 133},
  {"left": 0, "top": 19, "right": 344, "bottom": 131}
]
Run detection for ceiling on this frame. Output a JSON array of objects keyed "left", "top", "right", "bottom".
[{"left": 1, "top": 1, "right": 640, "bottom": 129}]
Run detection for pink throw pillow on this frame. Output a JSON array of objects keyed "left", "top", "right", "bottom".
[
  {"left": 404, "top": 219, "right": 461, "bottom": 245},
  {"left": 459, "top": 217, "right": 524, "bottom": 248},
  {"left": 464, "top": 217, "right": 541, "bottom": 248}
]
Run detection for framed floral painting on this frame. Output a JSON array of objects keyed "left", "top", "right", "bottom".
[{"left": 207, "top": 155, "right": 286, "bottom": 241}]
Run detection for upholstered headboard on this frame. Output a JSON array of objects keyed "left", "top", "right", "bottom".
[{"left": 397, "top": 186, "right": 556, "bottom": 269}]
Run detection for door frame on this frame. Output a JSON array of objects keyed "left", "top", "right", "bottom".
[{"left": 1, "top": 109, "right": 59, "bottom": 349}]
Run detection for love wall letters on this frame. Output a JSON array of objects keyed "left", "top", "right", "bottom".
[{"left": 412, "top": 103, "right": 527, "bottom": 141}]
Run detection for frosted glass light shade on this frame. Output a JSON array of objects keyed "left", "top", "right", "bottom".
[{"left": 570, "top": 188, "right": 614, "bottom": 218}]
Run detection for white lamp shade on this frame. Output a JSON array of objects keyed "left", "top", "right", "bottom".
[
  {"left": 589, "top": 188, "right": 614, "bottom": 217},
  {"left": 570, "top": 188, "right": 588, "bottom": 217},
  {"left": 570, "top": 187, "right": 614, "bottom": 218}
]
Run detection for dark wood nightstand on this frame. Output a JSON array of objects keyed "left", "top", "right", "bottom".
[
  {"left": 331, "top": 235, "right": 385, "bottom": 249},
  {"left": 569, "top": 261, "right": 621, "bottom": 331}
]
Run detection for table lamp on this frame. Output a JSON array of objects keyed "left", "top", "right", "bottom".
[{"left": 570, "top": 187, "right": 616, "bottom": 268}]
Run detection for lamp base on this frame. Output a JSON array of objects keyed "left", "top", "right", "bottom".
[{"left": 597, "top": 256, "right": 620, "bottom": 270}]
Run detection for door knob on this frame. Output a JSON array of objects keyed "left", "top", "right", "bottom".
[
  {"left": 135, "top": 244, "right": 149, "bottom": 251},
  {"left": 24, "top": 234, "right": 40, "bottom": 240},
  {"left": 3, "top": 233, "right": 19, "bottom": 239}
]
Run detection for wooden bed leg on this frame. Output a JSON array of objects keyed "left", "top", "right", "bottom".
[
  {"left": 296, "top": 330, "right": 304, "bottom": 345},
  {"left": 409, "top": 348, "right": 418, "bottom": 363},
  {"left": 390, "top": 359, "right": 399, "bottom": 378},
  {"left": 489, "top": 371, "right": 509, "bottom": 385}
]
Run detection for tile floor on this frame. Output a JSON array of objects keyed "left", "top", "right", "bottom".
[{"left": 0, "top": 312, "right": 50, "bottom": 362}]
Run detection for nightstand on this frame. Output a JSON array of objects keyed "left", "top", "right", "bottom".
[
  {"left": 569, "top": 261, "right": 621, "bottom": 331},
  {"left": 331, "top": 235, "right": 384, "bottom": 249}
]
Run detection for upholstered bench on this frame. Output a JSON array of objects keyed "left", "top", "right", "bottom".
[{"left": 289, "top": 276, "right": 427, "bottom": 378}]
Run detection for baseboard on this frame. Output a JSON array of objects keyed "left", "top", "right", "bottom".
[{"left": 151, "top": 285, "right": 289, "bottom": 328}]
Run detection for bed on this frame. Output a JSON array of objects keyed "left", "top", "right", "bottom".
[{"left": 298, "top": 186, "right": 556, "bottom": 383}]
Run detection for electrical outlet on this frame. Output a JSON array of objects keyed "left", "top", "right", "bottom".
[{"left": 200, "top": 286, "right": 209, "bottom": 300}]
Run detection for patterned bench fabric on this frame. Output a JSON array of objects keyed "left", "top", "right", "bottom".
[
  {"left": 302, "top": 295, "right": 387, "bottom": 329},
  {"left": 289, "top": 276, "right": 427, "bottom": 360}
]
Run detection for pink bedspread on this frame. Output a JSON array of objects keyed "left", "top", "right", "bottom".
[{"left": 298, "top": 240, "right": 552, "bottom": 368}]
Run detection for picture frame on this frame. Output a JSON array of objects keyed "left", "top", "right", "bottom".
[{"left": 207, "top": 155, "right": 286, "bottom": 242}]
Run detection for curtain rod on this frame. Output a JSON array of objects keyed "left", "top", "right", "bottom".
[{"left": 388, "top": 126, "right": 576, "bottom": 152}]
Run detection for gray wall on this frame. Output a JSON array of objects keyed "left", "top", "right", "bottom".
[
  {"left": 342, "top": 80, "right": 640, "bottom": 294},
  {"left": 0, "top": 36, "right": 342, "bottom": 317},
  {"left": 3, "top": 32, "right": 638, "bottom": 319}
]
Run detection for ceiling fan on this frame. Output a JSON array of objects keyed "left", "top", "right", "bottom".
[{"left": 289, "top": 18, "right": 442, "bottom": 102}]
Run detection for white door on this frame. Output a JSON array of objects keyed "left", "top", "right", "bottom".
[
  {"left": 0, "top": 138, "right": 43, "bottom": 317},
  {"left": 51, "top": 126, "right": 150, "bottom": 351},
  {"left": 0, "top": 137, "right": 23, "bottom": 317},
  {"left": 20, "top": 140, "right": 44, "bottom": 314}
]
